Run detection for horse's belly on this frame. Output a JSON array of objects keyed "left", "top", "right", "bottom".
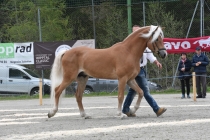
[{"left": 82, "top": 66, "right": 118, "bottom": 79}]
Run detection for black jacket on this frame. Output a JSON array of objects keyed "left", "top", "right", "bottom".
[
  {"left": 178, "top": 58, "right": 192, "bottom": 79},
  {"left": 192, "top": 53, "right": 209, "bottom": 73}
]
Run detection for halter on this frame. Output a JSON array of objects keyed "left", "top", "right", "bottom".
[{"left": 146, "top": 26, "right": 166, "bottom": 56}]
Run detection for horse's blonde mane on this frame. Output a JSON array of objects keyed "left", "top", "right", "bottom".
[
  {"left": 123, "top": 25, "right": 164, "bottom": 42},
  {"left": 141, "top": 25, "right": 164, "bottom": 43},
  {"left": 123, "top": 26, "right": 144, "bottom": 41}
]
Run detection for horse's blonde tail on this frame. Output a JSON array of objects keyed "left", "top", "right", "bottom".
[{"left": 50, "top": 50, "right": 66, "bottom": 104}]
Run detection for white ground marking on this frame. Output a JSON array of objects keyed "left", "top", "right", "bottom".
[
  {"left": 0, "top": 104, "right": 210, "bottom": 112},
  {"left": 0, "top": 121, "right": 39, "bottom": 126},
  {"left": 0, "top": 113, "right": 79, "bottom": 123},
  {"left": 0, "top": 106, "right": 115, "bottom": 112}
]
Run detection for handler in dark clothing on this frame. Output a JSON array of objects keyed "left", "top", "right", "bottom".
[
  {"left": 178, "top": 53, "right": 192, "bottom": 99},
  {"left": 192, "top": 46, "right": 209, "bottom": 98}
]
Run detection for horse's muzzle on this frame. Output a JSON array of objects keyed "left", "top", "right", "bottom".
[{"left": 158, "top": 50, "right": 167, "bottom": 59}]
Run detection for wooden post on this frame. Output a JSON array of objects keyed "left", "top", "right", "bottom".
[
  {"left": 192, "top": 72, "right": 196, "bottom": 101},
  {"left": 39, "top": 78, "right": 43, "bottom": 105}
]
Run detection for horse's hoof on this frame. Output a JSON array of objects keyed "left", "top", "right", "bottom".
[
  {"left": 116, "top": 111, "right": 121, "bottom": 116},
  {"left": 120, "top": 114, "right": 127, "bottom": 120},
  {"left": 48, "top": 113, "right": 52, "bottom": 118},
  {"left": 84, "top": 115, "right": 92, "bottom": 119},
  {"left": 130, "top": 108, "right": 136, "bottom": 114},
  {"left": 48, "top": 111, "right": 55, "bottom": 118},
  {"left": 130, "top": 106, "right": 139, "bottom": 114}
]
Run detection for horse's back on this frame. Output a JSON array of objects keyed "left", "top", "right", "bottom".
[
  {"left": 61, "top": 46, "right": 119, "bottom": 79},
  {"left": 61, "top": 44, "right": 137, "bottom": 79}
]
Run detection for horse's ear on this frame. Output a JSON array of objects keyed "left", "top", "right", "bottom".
[{"left": 161, "top": 27, "right": 166, "bottom": 30}]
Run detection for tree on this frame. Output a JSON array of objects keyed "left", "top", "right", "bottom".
[
  {"left": 164, "top": 0, "right": 210, "bottom": 37},
  {"left": 145, "top": 2, "right": 185, "bottom": 88},
  {"left": 68, "top": 2, "right": 128, "bottom": 49},
  {"left": 67, "top": 7, "right": 94, "bottom": 40},
  {"left": 1, "top": 0, "right": 72, "bottom": 42},
  {"left": 146, "top": 2, "right": 184, "bottom": 38},
  {"left": 37, "top": 0, "right": 73, "bottom": 41},
  {"left": 94, "top": 3, "right": 127, "bottom": 48}
]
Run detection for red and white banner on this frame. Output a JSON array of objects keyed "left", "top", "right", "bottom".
[{"left": 164, "top": 36, "right": 210, "bottom": 54}]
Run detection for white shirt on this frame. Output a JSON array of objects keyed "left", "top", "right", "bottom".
[{"left": 140, "top": 48, "right": 157, "bottom": 67}]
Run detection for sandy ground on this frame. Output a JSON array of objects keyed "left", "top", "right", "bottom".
[{"left": 0, "top": 94, "right": 210, "bottom": 140}]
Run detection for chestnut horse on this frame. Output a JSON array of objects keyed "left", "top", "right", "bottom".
[{"left": 48, "top": 25, "right": 167, "bottom": 119}]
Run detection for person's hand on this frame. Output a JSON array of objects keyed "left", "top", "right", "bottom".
[
  {"left": 198, "top": 61, "right": 201, "bottom": 64},
  {"left": 181, "top": 68, "right": 185, "bottom": 71},
  {"left": 196, "top": 62, "right": 200, "bottom": 66},
  {"left": 154, "top": 60, "right": 162, "bottom": 69},
  {"left": 155, "top": 61, "right": 162, "bottom": 69}
]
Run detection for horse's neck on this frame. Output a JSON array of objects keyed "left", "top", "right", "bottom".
[{"left": 123, "top": 33, "right": 148, "bottom": 61}]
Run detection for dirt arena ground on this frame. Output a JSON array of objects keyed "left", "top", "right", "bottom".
[{"left": 0, "top": 94, "right": 210, "bottom": 140}]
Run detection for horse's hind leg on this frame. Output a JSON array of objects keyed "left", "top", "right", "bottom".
[
  {"left": 75, "top": 75, "right": 90, "bottom": 118},
  {"left": 127, "top": 79, "right": 144, "bottom": 114},
  {"left": 48, "top": 76, "right": 75, "bottom": 118}
]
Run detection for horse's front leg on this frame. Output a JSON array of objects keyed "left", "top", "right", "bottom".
[
  {"left": 117, "top": 78, "right": 128, "bottom": 119},
  {"left": 127, "top": 79, "right": 144, "bottom": 114}
]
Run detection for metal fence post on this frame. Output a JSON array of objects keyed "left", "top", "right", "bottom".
[
  {"left": 38, "top": 7, "right": 44, "bottom": 95},
  {"left": 143, "top": 2, "right": 145, "bottom": 26},
  {"left": 91, "top": 0, "right": 96, "bottom": 43},
  {"left": 127, "top": 0, "right": 132, "bottom": 34},
  {"left": 200, "top": 0, "right": 204, "bottom": 37},
  {"left": 186, "top": 0, "right": 199, "bottom": 38}
]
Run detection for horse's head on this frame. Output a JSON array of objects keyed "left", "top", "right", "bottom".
[{"left": 141, "top": 25, "right": 167, "bottom": 59}]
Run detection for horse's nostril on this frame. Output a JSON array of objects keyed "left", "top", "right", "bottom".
[{"left": 161, "top": 53, "right": 166, "bottom": 58}]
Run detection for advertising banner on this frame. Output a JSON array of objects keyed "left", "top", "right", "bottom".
[
  {"left": 0, "top": 42, "right": 34, "bottom": 65},
  {"left": 1, "top": 36, "right": 209, "bottom": 66},
  {"left": 34, "top": 39, "right": 95, "bottom": 69},
  {"left": 164, "top": 36, "right": 210, "bottom": 54}
]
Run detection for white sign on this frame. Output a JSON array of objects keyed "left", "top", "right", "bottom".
[{"left": 0, "top": 42, "right": 34, "bottom": 65}]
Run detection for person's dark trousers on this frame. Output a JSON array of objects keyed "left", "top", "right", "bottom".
[
  {"left": 180, "top": 79, "right": 190, "bottom": 95},
  {"left": 122, "top": 68, "right": 160, "bottom": 114},
  {"left": 196, "top": 72, "right": 207, "bottom": 97}
]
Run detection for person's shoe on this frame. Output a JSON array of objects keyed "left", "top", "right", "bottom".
[
  {"left": 156, "top": 107, "right": 167, "bottom": 117},
  {"left": 124, "top": 111, "right": 136, "bottom": 117},
  {"left": 187, "top": 95, "right": 191, "bottom": 98},
  {"left": 196, "top": 95, "right": 202, "bottom": 98},
  {"left": 181, "top": 94, "right": 185, "bottom": 99},
  {"left": 202, "top": 96, "right": 206, "bottom": 98}
]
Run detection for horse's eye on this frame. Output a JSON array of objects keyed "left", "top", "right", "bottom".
[{"left": 156, "top": 38, "right": 158, "bottom": 41}]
